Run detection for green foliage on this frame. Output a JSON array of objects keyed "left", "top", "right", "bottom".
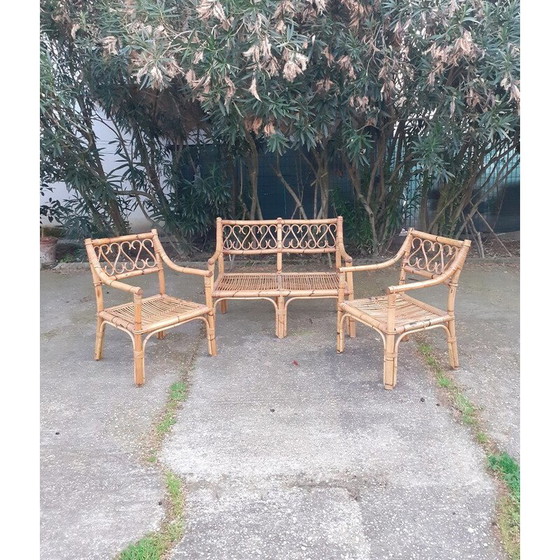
[
  {"left": 41, "top": 0, "right": 519, "bottom": 252},
  {"left": 164, "top": 157, "right": 231, "bottom": 248},
  {"left": 331, "top": 188, "right": 375, "bottom": 254}
]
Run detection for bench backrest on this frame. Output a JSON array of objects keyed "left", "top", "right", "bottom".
[
  {"left": 218, "top": 218, "right": 341, "bottom": 255},
  {"left": 398, "top": 229, "right": 471, "bottom": 286},
  {"left": 215, "top": 217, "right": 346, "bottom": 272}
]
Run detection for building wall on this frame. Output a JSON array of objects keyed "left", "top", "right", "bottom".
[{"left": 40, "top": 115, "right": 152, "bottom": 233}]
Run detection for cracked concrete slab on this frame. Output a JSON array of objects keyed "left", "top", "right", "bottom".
[
  {"left": 162, "top": 259, "right": 517, "bottom": 559},
  {"left": 40, "top": 267, "right": 207, "bottom": 560},
  {"left": 41, "top": 259, "right": 519, "bottom": 560}
]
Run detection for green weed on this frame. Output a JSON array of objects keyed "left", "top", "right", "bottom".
[
  {"left": 417, "top": 339, "right": 520, "bottom": 560},
  {"left": 488, "top": 453, "right": 520, "bottom": 502},
  {"left": 488, "top": 454, "right": 520, "bottom": 560},
  {"left": 118, "top": 472, "right": 185, "bottom": 560}
]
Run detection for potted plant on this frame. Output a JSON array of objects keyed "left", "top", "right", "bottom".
[
  {"left": 40, "top": 226, "right": 61, "bottom": 268},
  {"left": 40, "top": 192, "right": 65, "bottom": 268}
]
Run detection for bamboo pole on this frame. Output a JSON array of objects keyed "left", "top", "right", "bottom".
[
  {"left": 276, "top": 218, "right": 283, "bottom": 274},
  {"left": 383, "top": 293, "right": 397, "bottom": 390}
]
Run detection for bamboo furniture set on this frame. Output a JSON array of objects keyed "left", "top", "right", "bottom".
[{"left": 85, "top": 220, "right": 470, "bottom": 390}]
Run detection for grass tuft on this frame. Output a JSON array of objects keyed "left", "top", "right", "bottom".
[
  {"left": 488, "top": 453, "right": 520, "bottom": 560},
  {"left": 119, "top": 536, "right": 164, "bottom": 560},
  {"left": 116, "top": 333, "right": 203, "bottom": 560},
  {"left": 488, "top": 453, "right": 520, "bottom": 502},
  {"left": 156, "top": 382, "right": 188, "bottom": 436},
  {"left": 118, "top": 472, "right": 185, "bottom": 560}
]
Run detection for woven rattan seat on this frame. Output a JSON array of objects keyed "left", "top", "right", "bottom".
[
  {"left": 340, "top": 294, "right": 450, "bottom": 335},
  {"left": 280, "top": 272, "right": 340, "bottom": 293},
  {"left": 213, "top": 273, "right": 279, "bottom": 296},
  {"left": 212, "top": 272, "right": 343, "bottom": 297},
  {"left": 98, "top": 294, "right": 209, "bottom": 334},
  {"left": 337, "top": 229, "right": 471, "bottom": 390},
  {"left": 209, "top": 218, "right": 355, "bottom": 338},
  {"left": 85, "top": 230, "right": 216, "bottom": 386}
]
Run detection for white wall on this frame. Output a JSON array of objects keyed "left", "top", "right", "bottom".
[{"left": 40, "top": 112, "right": 152, "bottom": 233}]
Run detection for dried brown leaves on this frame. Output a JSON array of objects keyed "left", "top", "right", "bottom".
[{"left": 282, "top": 52, "right": 308, "bottom": 82}]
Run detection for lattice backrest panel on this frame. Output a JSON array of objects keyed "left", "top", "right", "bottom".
[
  {"left": 92, "top": 238, "right": 160, "bottom": 280},
  {"left": 222, "top": 224, "right": 277, "bottom": 253},
  {"left": 402, "top": 234, "right": 462, "bottom": 280},
  {"left": 221, "top": 221, "right": 338, "bottom": 254},
  {"left": 280, "top": 223, "right": 337, "bottom": 252}
]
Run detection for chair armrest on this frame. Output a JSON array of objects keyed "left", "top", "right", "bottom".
[
  {"left": 387, "top": 250, "right": 465, "bottom": 293},
  {"left": 208, "top": 247, "right": 222, "bottom": 267},
  {"left": 387, "top": 269, "right": 455, "bottom": 294},
  {"left": 340, "top": 259, "right": 397, "bottom": 274},
  {"left": 337, "top": 243, "right": 353, "bottom": 265},
  {"left": 164, "top": 260, "right": 212, "bottom": 277},
  {"left": 152, "top": 231, "right": 211, "bottom": 277},
  {"left": 340, "top": 236, "right": 410, "bottom": 273},
  {"left": 94, "top": 266, "right": 143, "bottom": 295}
]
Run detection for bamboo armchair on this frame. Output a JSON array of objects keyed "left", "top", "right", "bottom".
[
  {"left": 84, "top": 230, "right": 216, "bottom": 386},
  {"left": 337, "top": 229, "right": 471, "bottom": 389}
]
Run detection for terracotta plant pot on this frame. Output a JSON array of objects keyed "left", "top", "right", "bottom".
[{"left": 40, "top": 236, "right": 58, "bottom": 268}]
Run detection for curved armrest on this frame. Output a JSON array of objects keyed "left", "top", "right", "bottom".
[
  {"left": 94, "top": 266, "right": 143, "bottom": 295},
  {"left": 208, "top": 247, "right": 222, "bottom": 267},
  {"left": 152, "top": 231, "right": 211, "bottom": 277},
  {"left": 337, "top": 243, "right": 353, "bottom": 265},
  {"left": 340, "top": 239, "right": 410, "bottom": 273},
  {"left": 340, "top": 258, "right": 397, "bottom": 273},
  {"left": 164, "top": 259, "right": 212, "bottom": 277},
  {"left": 387, "top": 268, "right": 455, "bottom": 294},
  {"left": 340, "top": 234, "right": 412, "bottom": 273}
]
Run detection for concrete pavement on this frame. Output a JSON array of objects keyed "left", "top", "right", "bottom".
[
  {"left": 40, "top": 267, "right": 205, "bottom": 559},
  {"left": 40, "top": 258, "right": 519, "bottom": 559}
]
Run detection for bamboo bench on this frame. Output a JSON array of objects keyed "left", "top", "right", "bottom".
[{"left": 208, "top": 217, "right": 356, "bottom": 338}]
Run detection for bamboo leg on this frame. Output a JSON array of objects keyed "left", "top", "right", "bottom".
[
  {"left": 207, "top": 313, "right": 217, "bottom": 356},
  {"left": 346, "top": 272, "right": 356, "bottom": 338},
  {"left": 157, "top": 331, "right": 166, "bottom": 340},
  {"left": 276, "top": 296, "right": 286, "bottom": 338},
  {"left": 94, "top": 317, "right": 106, "bottom": 360},
  {"left": 383, "top": 334, "right": 397, "bottom": 389},
  {"left": 339, "top": 302, "right": 356, "bottom": 339},
  {"left": 133, "top": 334, "right": 145, "bottom": 386},
  {"left": 336, "top": 311, "right": 346, "bottom": 353},
  {"left": 220, "top": 300, "right": 228, "bottom": 314},
  {"left": 348, "top": 319, "right": 356, "bottom": 338},
  {"left": 447, "top": 320, "right": 459, "bottom": 369}
]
